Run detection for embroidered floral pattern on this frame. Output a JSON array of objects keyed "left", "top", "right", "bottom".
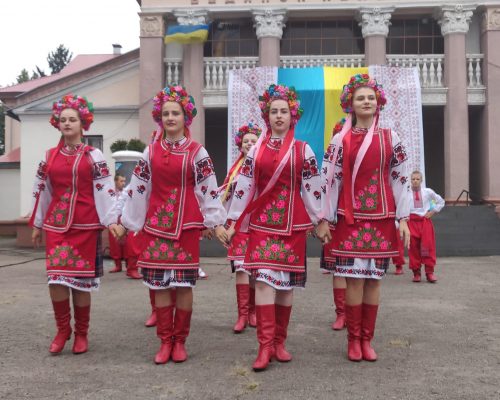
[
  {"left": 47, "top": 188, "right": 71, "bottom": 226},
  {"left": 93, "top": 161, "right": 111, "bottom": 179},
  {"left": 46, "top": 242, "right": 91, "bottom": 269},
  {"left": 258, "top": 186, "right": 289, "bottom": 226},
  {"left": 240, "top": 157, "right": 254, "bottom": 178},
  {"left": 137, "top": 185, "right": 146, "bottom": 194},
  {"left": 254, "top": 271, "right": 292, "bottom": 288},
  {"left": 48, "top": 275, "right": 98, "bottom": 290},
  {"left": 133, "top": 159, "right": 151, "bottom": 182},
  {"left": 95, "top": 183, "right": 104, "bottom": 191},
  {"left": 195, "top": 157, "right": 215, "bottom": 184},
  {"left": 390, "top": 142, "right": 408, "bottom": 168},
  {"left": 107, "top": 189, "right": 116, "bottom": 197},
  {"left": 36, "top": 161, "right": 48, "bottom": 180},
  {"left": 232, "top": 238, "right": 248, "bottom": 257},
  {"left": 147, "top": 189, "right": 178, "bottom": 229},
  {"left": 339, "top": 222, "right": 392, "bottom": 251},
  {"left": 354, "top": 171, "right": 379, "bottom": 211},
  {"left": 324, "top": 144, "right": 343, "bottom": 167},
  {"left": 302, "top": 156, "right": 319, "bottom": 180},
  {"left": 142, "top": 237, "right": 193, "bottom": 262},
  {"left": 250, "top": 235, "right": 299, "bottom": 264},
  {"left": 235, "top": 189, "right": 244, "bottom": 199}
]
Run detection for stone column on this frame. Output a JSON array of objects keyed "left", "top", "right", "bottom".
[
  {"left": 175, "top": 9, "right": 208, "bottom": 145},
  {"left": 479, "top": 8, "right": 500, "bottom": 204},
  {"left": 253, "top": 9, "right": 287, "bottom": 67},
  {"left": 139, "top": 14, "right": 165, "bottom": 143},
  {"left": 358, "top": 7, "right": 393, "bottom": 66},
  {"left": 437, "top": 5, "right": 475, "bottom": 201}
]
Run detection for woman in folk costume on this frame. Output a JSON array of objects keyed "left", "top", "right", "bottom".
[
  {"left": 408, "top": 170, "right": 445, "bottom": 283},
  {"left": 320, "top": 118, "right": 348, "bottom": 332},
  {"left": 220, "top": 123, "right": 261, "bottom": 333},
  {"left": 227, "top": 84, "right": 322, "bottom": 371},
  {"left": 31, "top": 94, "right": 120, "bottom": 355},
  {"left": 316, "top": 74, "right": 411, "bottom": 362},
  {"left": 119, "top": 85, "right": 227, "bottom": 364}
]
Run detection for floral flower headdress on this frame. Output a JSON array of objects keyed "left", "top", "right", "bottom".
[
  {"left": 259, "top": 84, "right": 303, "bottom": 128},
  {"left": 340, "top": 73, "right": 387, "bottom": 114},
  {"left": 332, "top": 117, "right": 346, "bottom": 135},
  {"left": 50, "top": 94, "right": 94, "bottom": 131},
  {"left": 152, "top": 85, "right": 197, "bottom": 127},
  {"left": 234, "top": 123, "right": 262, "bottom": 148}
]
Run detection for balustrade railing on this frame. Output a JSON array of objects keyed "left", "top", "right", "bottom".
[{"left": 280, "top": 55, "right": 365, "bottom": 69}]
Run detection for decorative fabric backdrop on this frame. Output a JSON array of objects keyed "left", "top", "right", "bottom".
[
  {"left": 368, "top": 65, "right": 425, "bottom": 178},
  {"left": 228, "top": 66, "right": 424, "bottom": 177}
]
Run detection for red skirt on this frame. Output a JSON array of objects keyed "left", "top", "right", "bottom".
[
  {"left": 243, "top": 230, "right": 306, "bottom": 273},
  {"left": 228, "top": 231, "right": 249, "bottom": 261},
  {"left": 46, "top": 229, "right": 100, "bottom": 278},
  {"left": 137, "top": 229, "right": 200, "bottom": 270},
  {"left": 324, "top": 215, "right": 398, "bottom": 260}
]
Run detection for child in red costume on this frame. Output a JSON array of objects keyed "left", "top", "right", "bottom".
[{"left": 109, "top": 174, "right": 127, "bottom": 273}]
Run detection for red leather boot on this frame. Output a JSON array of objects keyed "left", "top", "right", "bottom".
[
  {"left": 252, "top": 304, "right": 275, "bottom": 371},
  {"left": 72, "top": 304, "right": 90, "bottom": 354},
  {"left": 248, "top": 287, "right": 257, "bottom": 328},
  {"left": 412, "top": 267, "right": 422, "bottom": 282},
  {"left": 233, "top": 284, "right": 250, "bottom": 333},
  {"left": 274, "top": 304, "right": 292, "bottom": 362},
  {"left": 145, "top": 289, "right": 157, "bottom": 327},
  {"left": 331, "top": 288, "right": 346, "bottom": 331},
  {"left": 126, "top": 257, "right": 143, "bottom": 279},
  {"left": 154, "top": 305, "right": 174, "bottom": 364},
  {"left": 345, "top": 304, "right": 362, "bottom": 362},
  {"left": 425, "top": 265, "right": 437, "bottom": 283},
  {"left": 361, "top": 303, "right": 379, "bottom": 361},
  {"left": 49, "top": 298, "right": 72, "bottom": 354},
  {"left": 171, "top": 308, "right": 192, "bottom": 363},
  {"left": 394, "top": 265, "right": 404, "bottom": 275},
  {"left": 109, "top": 259, "right": 122, "bottom": 273}
]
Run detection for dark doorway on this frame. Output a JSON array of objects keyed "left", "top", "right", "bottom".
[
  {"left": 422, "top": 106, "right": 444, "bottom": 195},
  {"left": 205, "top": 108, "right": 228, "bottom": 186}
]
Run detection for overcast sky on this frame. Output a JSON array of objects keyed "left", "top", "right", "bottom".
[{"left": 0, "top": 0, "right": 141, "bottom": 87}]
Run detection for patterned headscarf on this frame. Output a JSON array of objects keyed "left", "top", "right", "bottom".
[
  {"left": 50, "top": 94, "right": 94, "bottom": 131},
  {"left": 259, "top": 84, "right": 303, "bottom": 129},
  {"left": 152, "top": 85, "right": 197, "bottom": 128},
  {"left": 340, "top": 73, "right": 386, "bottom": 114}
]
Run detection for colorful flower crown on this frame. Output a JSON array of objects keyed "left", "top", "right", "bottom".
[
  {"left": 50, "top": 94, "right": 94, "bottom": 131},
  {"left": 340, "top": 73, "right": 387, "bottom": 114},
  {"left": 259, "top": 84, "right": 303, "bottom": 128},
  {"left": 235, "top": 123, "right": 262, "bottom": 148},
  {"left": 152, "top": 85, "right": 197, "bottom": 127},
  {"left": 332, "top": 117, "right": 346, "bottom": 135}
]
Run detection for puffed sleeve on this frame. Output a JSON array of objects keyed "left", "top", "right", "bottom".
[
  {"left": 192, "top": 146, "right": 227, "bottom": 228},
  {"left": 300, "top": 143, "right": 322, "bottom": 225},
  {"left": 121, "top": 146, "right": 152, "bottom": 232},
  {"left": 227, "top": 145, "right": 257, "bottom": 222},
  {"left": 389, "top": 131, "right": 411, "bottom": 220},
  {"left": 89, "top": 149, "right": 119, "bottom": 227},
  {"left": 320, "top": 134, "right": 344, "bottom": 223},
  {"left": 30, "top": 157, "right": 53, "bottom": 229}
]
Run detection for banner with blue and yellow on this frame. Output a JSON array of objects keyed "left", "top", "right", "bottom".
[{"left": 164, "top": 24, "right": 210, "bottom": 44}]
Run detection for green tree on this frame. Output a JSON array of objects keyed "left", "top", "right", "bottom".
[
  {"left": 31, "top": 66, "right": 46, "bottom": 79},
  {"left": 16, "top": 69, "right": 30, "bottom": 83},
  {"left": 47, "top": 44, "right": 73, "bottom": 74}
]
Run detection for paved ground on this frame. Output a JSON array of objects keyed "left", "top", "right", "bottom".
[{"left": 0, "top": 237, "right": 499, "bottom": 400}]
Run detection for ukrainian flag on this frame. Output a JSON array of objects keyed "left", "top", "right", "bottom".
[
  {"left": 164, "top": 24, "right": 209, "bottom": 44},
  {"left": 278, "top": 66, "right": 368, "bottom": 161}
]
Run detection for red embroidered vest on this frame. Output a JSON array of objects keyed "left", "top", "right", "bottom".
[
  {"left": 43, "top": 146, "right": 101, "bottom": 233},
  {"left": 338, "top": 128, "right": 396, "bottom": 220},
  {"left": 249, "top": 140, "right": 312, "bottom": 236},
  {"left": 143, "top": 138, "right": 204, "bottom": 240}
]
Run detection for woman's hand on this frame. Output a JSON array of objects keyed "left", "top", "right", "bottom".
[
  {"left": 202, "top": 228, "right": 214, "bottom": 240},
  {"left": 109, "top": 224, "right": 126, "bottom": 240},
  {"left": 225, "top": 223, "right": 236, "bottom": 244},
  {"left": 399, "top": 219, "right": 411, "bottom": 249},
  {"left": 315, "top": 220, "right": 332, "bottom": 244},
  {"left": 214, "top": 225, "right": 228, "bottom": 245},
  {"left": 32, "top": 227, "right": 42, "bottom": 248}
]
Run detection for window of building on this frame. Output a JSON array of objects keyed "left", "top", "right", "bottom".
[
  {"left": 204, "top": 20, "right": 258, "bottom": 57},
  {"left": 387, "top": 18, "right": 444, "bottom": 54},
  {"left": 281, "top": 20, "right": 364, "bottom": 56},
  {"left": 83, "top": 135, "right": 103, "bottom": 151}
]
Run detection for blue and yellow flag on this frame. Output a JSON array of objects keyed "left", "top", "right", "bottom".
[
  {"left": 164, "top": 24, "right": 209, "bottom": 44},
  {"left": 277, "top": 66, "right": 368, "bottom": 160}
]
